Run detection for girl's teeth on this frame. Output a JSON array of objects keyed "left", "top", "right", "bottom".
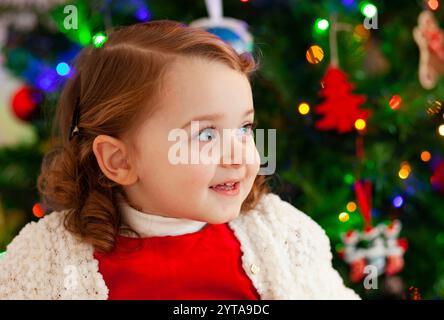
[{"left": 213, "top": 182, "right": 236, "bottom": 190}]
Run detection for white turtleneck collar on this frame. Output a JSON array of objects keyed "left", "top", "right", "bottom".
[{"left": 117, "top": 194, "right": 208, "bottom": 238}]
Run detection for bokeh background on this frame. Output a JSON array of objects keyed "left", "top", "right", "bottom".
[{"left": 1, "top": 0, "right": 444, "bottom": 299}]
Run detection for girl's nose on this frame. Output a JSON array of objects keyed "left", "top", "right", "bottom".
[{"left": 219, "top": 129, "right": 245, "bottom": 167}]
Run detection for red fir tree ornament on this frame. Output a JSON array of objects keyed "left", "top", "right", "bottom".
[{"left": 315, "top": 66, "right": 371, "bottom": 133}]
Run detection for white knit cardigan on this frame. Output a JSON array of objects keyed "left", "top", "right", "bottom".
[{"left": 0, "top": 193, "right": 360, "bottom": 300}]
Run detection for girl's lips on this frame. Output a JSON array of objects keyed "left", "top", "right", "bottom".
[{"left": 209, "top": 181, "right": 240, "bottom": 196}]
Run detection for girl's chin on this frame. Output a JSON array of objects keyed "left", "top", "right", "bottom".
[{"left": 206, "top": 209, "right": 241, "bottom": 224}]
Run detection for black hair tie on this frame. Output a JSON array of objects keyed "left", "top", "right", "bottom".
[{"left": 69, "top": 97, "right": 81, "bottom": 141}]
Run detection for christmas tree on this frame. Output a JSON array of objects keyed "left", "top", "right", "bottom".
[{"left": 1, "top": 0, "right": 444, "bottom": 299}]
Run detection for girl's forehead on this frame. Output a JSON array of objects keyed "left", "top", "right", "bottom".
[{"left": 159, "top": 58, "right": 254, "bottom": 120}]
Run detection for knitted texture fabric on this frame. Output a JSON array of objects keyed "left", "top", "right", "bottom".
[{"left": 0, "top": 193, "right": 360, "bottom": 300}]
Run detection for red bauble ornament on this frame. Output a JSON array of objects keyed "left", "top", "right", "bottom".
[
  {"left": 32, "top": 203, "right": 45, "bottom": 218},
  {"left": 315, "top": 66, "right": 371, "bottom": 133},
  {"left": 11, "top": 86, "right": 43, "bottom": 122}
]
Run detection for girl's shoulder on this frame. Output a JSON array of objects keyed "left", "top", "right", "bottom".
[
  {"left": 229, "top": 192, "right": 360, "bottom": 299},
  {"left": 0, "top": 210, "right": 107, "bottom": 299},
  {"left": 233, "top": 192, "right": 331, "bottom": 258},
  {"left": 2, "top": 209, "right": 74, "bottom": 263},
  {"left": 10, "top": 209, "right": 68, "bottom": 239},
  {"left": 1, "top": 209, "right": 69, "bottom": 260}
]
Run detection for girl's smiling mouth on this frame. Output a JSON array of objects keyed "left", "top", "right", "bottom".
[{"left": 209, "top": 181, "right": 241, "bottom": 196}]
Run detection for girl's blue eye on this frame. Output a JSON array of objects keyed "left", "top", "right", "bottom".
[
  {"left": 197, "top": 127, "right": 217, "bottom": 142},
  {"left": 237, "top": 123, "right": 254, "bottom": 137},
  {"left": 196, "top": 123, "right": 255, "bottom": 142}
]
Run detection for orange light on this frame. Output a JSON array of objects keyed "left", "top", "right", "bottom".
[
  {"left": 389, "top": 95, "right": 402, "bottom": 110},
  {"left": 346, "top": 201, "right": 357, "bottom": 212},
  {"left": 306, "top": 45, "right": 324, "bottom": 64},
  {"left": 401, "top": 161, "right": 411, "bottom": 172},
  {"left": 420, "top": 151, "right": 431, "bottom": 162},
  {"left": 399, "top": 168, "right": 410, "bottom": 179},
  {"left": 428, "top": 0, "right": 439, "bottom": 11},
  {"left": 399, "top": 162, "right": 411, "bottom": 180}
]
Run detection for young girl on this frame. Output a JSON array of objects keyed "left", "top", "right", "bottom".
[{"left": 0, "top": 20, "right": 359, "bottom": 300}]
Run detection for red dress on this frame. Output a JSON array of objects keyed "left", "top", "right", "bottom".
[{"left": 94, "top": 222, "right": 260, "bottom": 300}]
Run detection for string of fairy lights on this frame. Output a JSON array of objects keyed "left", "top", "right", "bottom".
[
  {"left": 1, "top": 0, "right": 443, "bottom": 258},
  {"left": 296, "top": 0, "right": 444, "bottom": 226}
]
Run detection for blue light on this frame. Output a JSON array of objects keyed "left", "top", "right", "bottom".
[
  {"left": 56, "top": 62, "right": 70, "bottom": 76},
  {"left": 36, "top": 69, "right": 58, "bottom": 92},
  {"left": 342, "top": 0, "right": 355, "bottom": 7},
  {"left": 135, "top": 7, "right": 151, "bottom": 21},
  {"left": 393, "top": 196, "right": 404, "bottom": 208}
]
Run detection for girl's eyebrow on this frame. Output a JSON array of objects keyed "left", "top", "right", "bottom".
[{"left": 180, "top": 108, "right": 254, "bottom": 129}]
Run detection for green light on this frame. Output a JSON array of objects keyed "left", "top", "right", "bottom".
[
  {"left": 92, "top": 32, "right": 107, "bottom": 48},
  {"left": 344, "top": 173, "right": 354, "bottom": 185},
  {"left": 360, "top": 2, "right": 377, "bottom": 18},
  {"left": 315, "top": 18, "right": 330, "bottom": 32},
  {"left": 79, "top": 28, "right": 92, "bottom": 47},
  {"left": 0, "top": 251, "right": 5, "bottom": 259}
]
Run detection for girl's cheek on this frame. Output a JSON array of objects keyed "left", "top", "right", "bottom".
[
  {"left": 246, "top": 142, "right": 261, "bottom": 170},
  {"left": 178, "top": 163, "right": 215, "bottom": 188}
]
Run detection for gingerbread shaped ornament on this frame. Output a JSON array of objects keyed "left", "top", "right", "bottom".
[{"left": 413, "top": 10, "right": 444, "bottom": 90}]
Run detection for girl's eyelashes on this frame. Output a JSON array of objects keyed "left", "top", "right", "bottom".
[
  {"left": 196, "top": 126, "right": 217, "bottom": 142},
  {"left": 237, "top": 122, "right": 255, "bottom": 137},
  {"left": 195, "top": 122, "right": 256, "bottom": 142}
]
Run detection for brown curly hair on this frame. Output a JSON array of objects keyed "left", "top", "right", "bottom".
[{"left": 37, "top": 20, "right": 269, "bottom": 253}]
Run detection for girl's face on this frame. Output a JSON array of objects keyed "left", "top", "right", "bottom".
[{"left": 124, "top": 57, "right": 260, "bottom": 223}]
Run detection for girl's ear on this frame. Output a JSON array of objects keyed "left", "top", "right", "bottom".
[{"left": 92, "top": 135, "right": 138, "bottom": 186}]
